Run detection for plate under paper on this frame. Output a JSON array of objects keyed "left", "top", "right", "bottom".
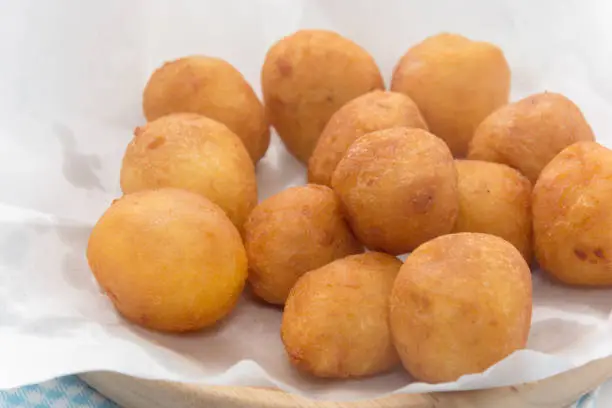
[{"left": 1, "top": 0, "right": 612, "bottom": 401}]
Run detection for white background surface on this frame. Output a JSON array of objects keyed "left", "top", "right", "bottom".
[{"left": 1, "top": 0, "right": 612, "bottom": 402}]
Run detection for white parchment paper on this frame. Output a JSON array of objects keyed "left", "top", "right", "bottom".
[{"left": 1, "top": 0, "right": 612, "bottom": 401}]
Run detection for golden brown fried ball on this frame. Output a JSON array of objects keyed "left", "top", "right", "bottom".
[
  {"left": 389, "top": 233, "right": 532, "bottom": 383},
  {"left": 468, "top": 92, "right": 595, "bottom": 183},
  {"left": 120, "top": 113, "right": 257, "bottom": 232},
  {"left": 331, "top": 127, "right": 458, "bottom": 255},
  {"left": 244, "top": 184, "right": 362, "bottom": 305},
  {"left": 308, "top": 90, "right": 428, "bottom": 186},
  {"left": 534, "top": 142, "right": 612, "bottom": 286},
  {"left": 453, "top": 160, "right": 532, "bottom": 261},
  {"left": 282, "top": 252, "right": 401, "bottom": 378},
  {"left": 87, "top": 189, "right": 247, "bottom": 332},
  {"left": 391, "top": 33, "right": 510, "bottom": 157},
  {"left": 143, "top": 56, "right": 270, "bottom": 163},
  {"left": 261, "top": 30, "right": 384, "bottom": 163}
]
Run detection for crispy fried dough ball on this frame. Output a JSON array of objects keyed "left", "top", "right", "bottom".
[
  {"left": 308, "top": 90, "right": 428, "bottom": 186},
  {"left": 262, "top": 30, "right": 384, "bottom": 163},
  {"left": 389, "top": 233, "right": 532, "bottom": 383},
  {"left": 331, "top": 127, "right": 458, "bottom": 255},
  {"left": 143, "top": 56, "right": 269, "bottom": 162},
  {"left": 453, "top": 160, "right": 532, "bottom": 261},
  {"left": 87, "top": 189, "right": 247, "bottom": 332},
  {"left": 120, "top": 113, "right": 257, "bottom": 232},
  {"left": 534, "top": 141, "right": 612, "bottom": 286},
  {"left": 468, "top": 92, "right": 595, "bottom": 183},
  {"left": 244, "top": 184, "right": 362, "bottom": 305},
  {"left": 282, "top": 252, "right": 402, "bottom": 378},
  {"left": 391, "top": 33, "right": 510, "bottom": 157}
]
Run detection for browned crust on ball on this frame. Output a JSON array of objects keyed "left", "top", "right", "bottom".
[
  {"left": 468, "top": 92, "right": 595, "bottom": 183},
  {"left": 389, "top": 233, "right": 532, "bottom": 383},
  {"left": 533, "top": 141, "right": 612, "bottom": 286},
  {"left": 391, "top": 33, "right": 510, "bottom": 157},
  {"left": 331, "top": 127, "right": 458, "bottom": 254},
  {"left": 143, "top": 56, "right": 270, "bottom": 162},
  {"left": 308, "top": 90, "right": 428, "bottom": 186},
  {"left": 282, "top": 252, "right": 402, "bottom": 378},
  {"left": 244, "top": 184, "right": 362, "bottom": 305},
  {"left": 453, "top": 160, "right": 532, "bottom": 261},
  {"left": 120, "top": 113, "right": 257, "bottom": 233},
  {"left": 262, "top": 30, "right": 384, "bottom": 163}
]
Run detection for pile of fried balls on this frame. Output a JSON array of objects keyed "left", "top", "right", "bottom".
[{"left": 86, "top": 30, "right": 606, "bottom": 384}]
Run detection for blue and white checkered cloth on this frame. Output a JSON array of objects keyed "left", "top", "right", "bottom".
[
  {"left": 0, "top": 376, "right": 117, "bottom": 408},
  {"left": 0, "top": 375, "right": 601, "bottom": 407}
]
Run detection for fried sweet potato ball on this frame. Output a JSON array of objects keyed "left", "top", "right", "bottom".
[
  {"left": 244, "top": 184, "right": 362, "bottom": 305},
  {"left": 262, "top": 30, "right": 384, "bottom": 163},
  {"left": 391, "top": 33, "right": 510, "bottom": 157},
  {"left": 332, "top": 127, "right": 458, "bottom": 255},
  {"left": 453, "top": 160, "right": 532, "bottom": 261},
  {"left": 282, "top": 252, "right": 401, "bottom": 378},
  {"left": 534, "top": 141, "right": 612, "bottom": 286},
  {"left": 87, "top": 189, "right": 247, "bottom": 332},
  {"left": 390, "top": 233, "right": 532, "bottom": 383},
  {"left": 120, "top": 113, "right": 257, "bottom": 232},
  {"left": 143, "top": 56, "right": 269, "bottom": 162},
  {"left": 468, "top": 92, "right": 595, "bottom": 183}
]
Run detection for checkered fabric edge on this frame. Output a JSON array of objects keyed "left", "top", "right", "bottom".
[{"left": 0, "top": 376, "right": 118, "bottom": 408}]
